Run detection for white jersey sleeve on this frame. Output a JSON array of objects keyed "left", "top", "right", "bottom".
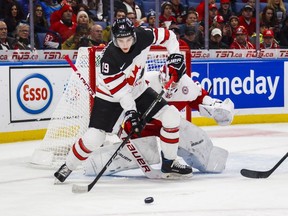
[{"left": 145, "top": 72, "right": 202, "bottom": 102}]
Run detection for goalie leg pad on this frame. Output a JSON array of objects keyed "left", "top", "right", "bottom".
[
  {"left": 177, "top": 118, "right": 228, "bottom": 173},
  {"left": 83, "top": 136, "right": 160, "bottom": 176}
]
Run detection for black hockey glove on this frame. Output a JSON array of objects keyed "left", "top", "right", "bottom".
[
  {"left": 166, "top": 53, "right": 186, "bottom": 82},
  {"left": 124, "top": 110, "right": 144, "bottom": 137}
]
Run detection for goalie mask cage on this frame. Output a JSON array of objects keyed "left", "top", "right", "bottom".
[{"left": 31, "top": 46, "right": 192, "bottom": 168}]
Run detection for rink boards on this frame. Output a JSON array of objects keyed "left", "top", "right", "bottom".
[{"left": 0, "top": 50, "right": 288, "bottom": 143}]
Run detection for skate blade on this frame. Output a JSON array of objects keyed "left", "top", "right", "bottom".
[{"left": 161, "top": 172, "right": 193, "bottom": 180}]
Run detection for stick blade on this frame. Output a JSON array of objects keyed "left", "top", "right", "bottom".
[
  {"left": 240, "top": 169, "right": 270, "bottom": 179},
  {"left": 72, "top": 184, "right": 89, "bottom": 193}
]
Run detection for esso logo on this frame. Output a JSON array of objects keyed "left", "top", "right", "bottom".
[{"left": 17, "top": 73, "right": 53, "bottom": 114}]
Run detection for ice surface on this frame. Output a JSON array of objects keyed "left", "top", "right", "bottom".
[{"left": 1, "top": 123, "right": 288, "bottom": 216}]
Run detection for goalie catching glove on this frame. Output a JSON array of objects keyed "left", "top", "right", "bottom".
[
  {"left": 166, "top": 53, "right": 186, "bottom": 82},
  {"left": 124, "top": 110, "right": 145, "bottom": 137},
  {"left": 199, "top": 97, "right": 235, "bottom": 126}
]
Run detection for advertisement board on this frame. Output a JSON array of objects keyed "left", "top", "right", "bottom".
[
  {"left": 9, "top": 66, "right": 72, "bottom": 122},
  {"left": 192, "top": 60, "right": 284, "bottom": 109}
]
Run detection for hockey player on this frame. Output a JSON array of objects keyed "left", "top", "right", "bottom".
[
  {"left": 54, "top": 17, "right": 193, "bottom": 182},
  {"left": 83, "top": 66, "right": 234, "bottom": 177}
]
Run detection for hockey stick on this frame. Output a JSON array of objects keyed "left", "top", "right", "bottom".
[
  {"left": 72, "top": 77, "right": 175, "bottom": 193},
  {"left": 121, "top": 132, "right": 162, "bottom": 179},
  {"left": 240, "top": 152, "right": 288, "bottom": 178},
  {"left": 64, "top": 55, "right": 96, "bottom": 97}
]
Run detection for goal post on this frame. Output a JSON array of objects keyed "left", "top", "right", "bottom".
[{"left": 31, "top": 45, "right": 192, "bottom": 168}]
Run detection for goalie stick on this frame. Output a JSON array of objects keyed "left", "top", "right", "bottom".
[
  {"left": 72, "top": 77, "right": 174, "bottom": 193},
  {"left": 240, "top": 152, "right": 288, "bottom": 178}
]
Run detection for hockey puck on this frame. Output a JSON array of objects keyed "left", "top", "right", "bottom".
[{"left": 144, "top": 197, "right": 154, "bottom": 204}]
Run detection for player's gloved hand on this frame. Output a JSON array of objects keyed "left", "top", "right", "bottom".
[
  {"left": 166, "top": 53, "right": 186, "bottom": 82},
  {"left": 124, "top": 110, "right": 144, "bottom": 137}
]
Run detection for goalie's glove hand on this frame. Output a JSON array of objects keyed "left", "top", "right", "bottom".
[
  {"left": 166, "top": 53, "right": 186, "bottom": 82},
  {"left": 124, "top": 110, "right": 144, "bottom": 137}
]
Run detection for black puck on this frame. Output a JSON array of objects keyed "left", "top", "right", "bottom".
[{"left": 144, "top": 197, "right": 154, "bottom": 204}]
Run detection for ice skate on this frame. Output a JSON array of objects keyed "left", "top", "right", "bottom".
[
  {"left": 161, "top": 152, "right": 193, "bottom": 179},
  {"left": 54, "top": 163, "right": 72, "bottom": 183}
]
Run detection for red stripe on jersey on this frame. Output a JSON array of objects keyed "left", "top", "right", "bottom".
[
  {"left": 163, "top": 127, "right": 179, "bottom": 133},
  {"left": 110, "top": 79, "right": 128, "bottom": 95},
  {"left": 72, "top": 144, "right": 87, "bottom": 161},
  {"left": 103, "top": 72, "right": 125, "bottom": 84},
  {"left": 160, "top": 136, "right": 179, "bottom": 144},
  {"left": 160, "top": 29, "right": 170, "bottom": 44},
  {"left": 78, "top": 138, "right": 92, "bottom": 154},
  {"left": 153, "top": 28, "right": 159, "bottom": 43},
  {"left": 96, "top": 87, "right": 112, "bottom": 97}
]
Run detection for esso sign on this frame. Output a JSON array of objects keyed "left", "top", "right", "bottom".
[{"left": 17, "top": 73, "right": 53, "bottom": 114}]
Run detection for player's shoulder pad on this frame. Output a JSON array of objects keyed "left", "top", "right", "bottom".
[{"left": 135, "top": 27, "right": 154, "bottom": 45}]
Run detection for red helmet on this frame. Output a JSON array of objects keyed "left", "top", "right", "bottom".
[{"left": 235, "top": 26, "right": 247, "bottom": 35}]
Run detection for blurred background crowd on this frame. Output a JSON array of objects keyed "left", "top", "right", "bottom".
[{"left": 0, "top": 0, "right": 288, "bottom": 51}]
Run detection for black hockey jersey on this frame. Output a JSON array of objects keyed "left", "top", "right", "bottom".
[{"left": 96, "top": 27, "right": 180, "bottom": 112}]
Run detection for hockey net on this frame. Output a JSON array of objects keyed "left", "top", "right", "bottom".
[{"left": 31, "top": 46, "right": 191, "bottom": 168}]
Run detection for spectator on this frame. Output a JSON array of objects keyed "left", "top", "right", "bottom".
[
  {"left": 0, "top": 21, "right": 16, "bottom": 50},
  {"left": 180, "top": 10, "right": 201, "bottom": 33},
  {"left": 62, "top": 25, "right": 91, "bottom": 49},
  {"left": 114, "top": 0, "right": 145, "bottom": 25},
  {"left": 196, "top": 0, "right": 216, "bottom": 21},
  {"left": 0, "top": 0, "right": 15, "bottom": 20},
  {"left": 12, "top": 23, "right": 39, "bottom": 50},
  {"left": 159, "top": 1, "right": 177, "bottom": 28},
  {"left": 260, "top": 29, "right": 280, "bottom": 48},
  {"left": 238, "top": 4, "right": 256, "bottom": 36},
  {"left": 30, "top": 4, "right": 49, "bottom": 33},
  {"left": 50, "top": 2, "right": 77, "bottom": 25},
  {"left": 212, "top": 15, "right": 225, "bottom": 30},
  {"left": 44, "top": 4, "right": 77, "bottom": 49},
  {"left": 279, "top": 17, "right": 288, "bottom": 48},
  {"left": 209, "top": 28, "right": 229, "bottom": 49},
  {"left": 180, "top": 10, "right": 204, "bottom": 44},
  {"left": 260, "top": 6, "right": 278, "bottom": 32},
  {"left": 230, "top": 25, "right": 255, "bottom": 49},
  {"left": 229, "top": 15, "right": 240, "bottom": 39},
  {"left": 267, "top": 0, "right": 286, "bottom": 40},
  {"left": 3, "top": 3, "right": 25, "bottom": 37},
  {"left": 218, "top": 0, "right": 234, "bottom": 22},
  {"left": 88, "top": 24, "right": 106, "bottom": 46},
  {"left": 208, "top": 4, "right": 219, "bottom": 27},
  {"left": 76, "top": 10, "right": 93, "bottom": 29},
  {"left": 267, "top": 0, "right": 286, "bottom": 26},
  {"left": 250, "top": 23, "right": 269, "bottom": 45},
  {"left": 76, "top": 3, "right": 98, "bottom": 22},
  {"left": 169, "top": 24, "right": 189, "bottom": 47},
  {"left": 246, "top": 0, "right": 256, "bottom": 17},
  {"left": 143, "top": 10, "right": 156, "bottom": 28},
  {"left": 181, "top": 26, "right": 203, "bottom": 49},
  {"left": 127, "top": 12, "right": 138, "bottom": 26},
  {"left": 170, "top": 0, "right": 188, "bottom": 24},
  {"left": 85, "top": 0, "right": 104, "bottom": 20},
  {"left": 102, "top": 8, "right": 127, "bottom": 43}
]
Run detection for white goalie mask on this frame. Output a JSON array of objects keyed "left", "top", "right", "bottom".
[{"left": 159, "top": 65, "right": 179, "bottom": 94}]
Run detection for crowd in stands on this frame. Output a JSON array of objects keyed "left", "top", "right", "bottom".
[{"left": 0, "top": 0, "right": 288, "bottom": 51}]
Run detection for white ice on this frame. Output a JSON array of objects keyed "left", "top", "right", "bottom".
[{"left": 1, "top": 123, "right": 288, "bottom": 216}]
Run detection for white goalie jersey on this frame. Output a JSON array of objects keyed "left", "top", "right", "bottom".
[{"left": 83, "top": 71, "right": 235, "bottom": 177}]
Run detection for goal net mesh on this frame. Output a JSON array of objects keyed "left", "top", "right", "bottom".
[{"left": 31, "top": 46, "right": 190, "bottom": 168}]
